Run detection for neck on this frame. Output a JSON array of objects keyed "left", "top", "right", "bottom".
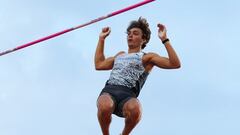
[{"left": 128, "top": 48, "right": 141, "bottom": 54}]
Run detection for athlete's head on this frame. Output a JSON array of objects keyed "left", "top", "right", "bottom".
[{"left": 126, "top": 17, "right": 151, "bottom": 50}]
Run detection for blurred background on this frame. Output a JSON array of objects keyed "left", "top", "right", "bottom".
[{"left": 0, "top": 0, "right": 240, "bottom": 134}]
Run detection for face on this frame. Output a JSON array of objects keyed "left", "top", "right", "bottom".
[{"left": 127, "top": 28, "right": 145, "bottom": 49}]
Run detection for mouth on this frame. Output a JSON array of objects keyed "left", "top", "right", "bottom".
[{"left": 128, "top": 39, "right": 133, "bottom": 42}]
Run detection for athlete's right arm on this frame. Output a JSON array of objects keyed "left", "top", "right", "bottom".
[{"left": 94, "top": 27, "right": 123, "bottom": 70}]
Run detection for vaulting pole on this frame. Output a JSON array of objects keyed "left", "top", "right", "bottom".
[{"left": 0, "top": 0, "right": 155, "bottom": 56}]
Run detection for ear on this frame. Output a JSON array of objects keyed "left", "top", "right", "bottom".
[{"left": 142, "top": 39, "right": 147, "bottom": 44}]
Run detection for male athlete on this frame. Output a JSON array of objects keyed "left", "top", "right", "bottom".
[{"left": 95, "top": 17, "right": 181, "bottom": 135}]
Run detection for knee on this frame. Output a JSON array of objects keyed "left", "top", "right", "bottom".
[
  {"left": 123, "top": 99, "right": 142, "bottom": 120},
  {"left": 128, "top": 104, "right": 142, "bottom": 119},
  {"left": 97, "top": 94, "right": 115, "bottom": 115}
]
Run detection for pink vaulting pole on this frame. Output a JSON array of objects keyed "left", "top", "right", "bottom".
[{"left": 0, "top": 0, "right": 155, "bottom": 56}]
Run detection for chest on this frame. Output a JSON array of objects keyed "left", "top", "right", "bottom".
[{"left": 114, "top": 54, "right": 143, "bottom": 69}]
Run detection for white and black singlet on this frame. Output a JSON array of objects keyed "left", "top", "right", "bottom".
[{"left": 100, "top": 52, "right": 149, "bottom": 117}]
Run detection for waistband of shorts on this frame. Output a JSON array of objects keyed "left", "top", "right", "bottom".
[{"left": 104, "top": 83, "right": 137, "bottom": 97}]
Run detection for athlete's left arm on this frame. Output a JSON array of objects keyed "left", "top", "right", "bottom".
[
  {"left": 148, "top": 43, "right": 181, "bottom": 69},
  {"left": 148, "top": 23, "right": 181, "bottom": 69}
]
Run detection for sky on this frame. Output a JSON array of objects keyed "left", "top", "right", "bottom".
[{"left": 0, "top": 0, "right": 240, "bottom": 135}]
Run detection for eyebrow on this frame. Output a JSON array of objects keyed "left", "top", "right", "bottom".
[
  {"left": 130, "top": 29, "right": 140, "bottom": 32},
  {"left": 127, "top": 29, "right": 141, "bottom": 34}
]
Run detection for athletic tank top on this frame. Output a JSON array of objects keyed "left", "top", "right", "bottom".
[{"left": 107, "top": 52, "right": 149, "bottom": 96}]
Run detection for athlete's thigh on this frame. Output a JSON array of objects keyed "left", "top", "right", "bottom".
[
  {"left": 97, "top": 93, "right": 115, "bottom": 111},
  {"left": 122, "top": 98, "right": 142, "bottom": 115}
]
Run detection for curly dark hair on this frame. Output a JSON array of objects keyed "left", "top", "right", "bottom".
[{"left": 127, "top": 17, "right": 151, "bottom": 49}]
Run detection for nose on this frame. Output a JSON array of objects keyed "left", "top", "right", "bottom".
[{"left": 128, "top": 33, "right": 133, "bottom": 38}]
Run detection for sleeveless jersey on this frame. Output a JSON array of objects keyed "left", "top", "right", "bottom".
[{"left": 107, "top": 52, "right": 149, "bottom": 96}]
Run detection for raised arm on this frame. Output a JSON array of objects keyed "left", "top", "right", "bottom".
[
  {"left": 94, "top": 27, "right": 113, "bottom": 70},
  {"left": 94, "top": 27, "right": 124, "bottom": 70},
  {"left": 145, "top": 24, "right": 181, "bottom": 69}
]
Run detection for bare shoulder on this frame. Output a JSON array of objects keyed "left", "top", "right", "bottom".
[
  {"left": 142, "top": 52, "right": 159, "bottom": 72},
  {"left": 104, "top": 51, "right": 125, "bottom": 63},
  {"left": 142, "top": 52, "right": 160, "bottom": 62},
  {"left": 114, "top": 51, "right": 125, "bottom": 57}
]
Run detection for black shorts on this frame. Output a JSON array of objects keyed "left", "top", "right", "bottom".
[{"left": 99, "top": 84, "right": 137, "bottom": 117}]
